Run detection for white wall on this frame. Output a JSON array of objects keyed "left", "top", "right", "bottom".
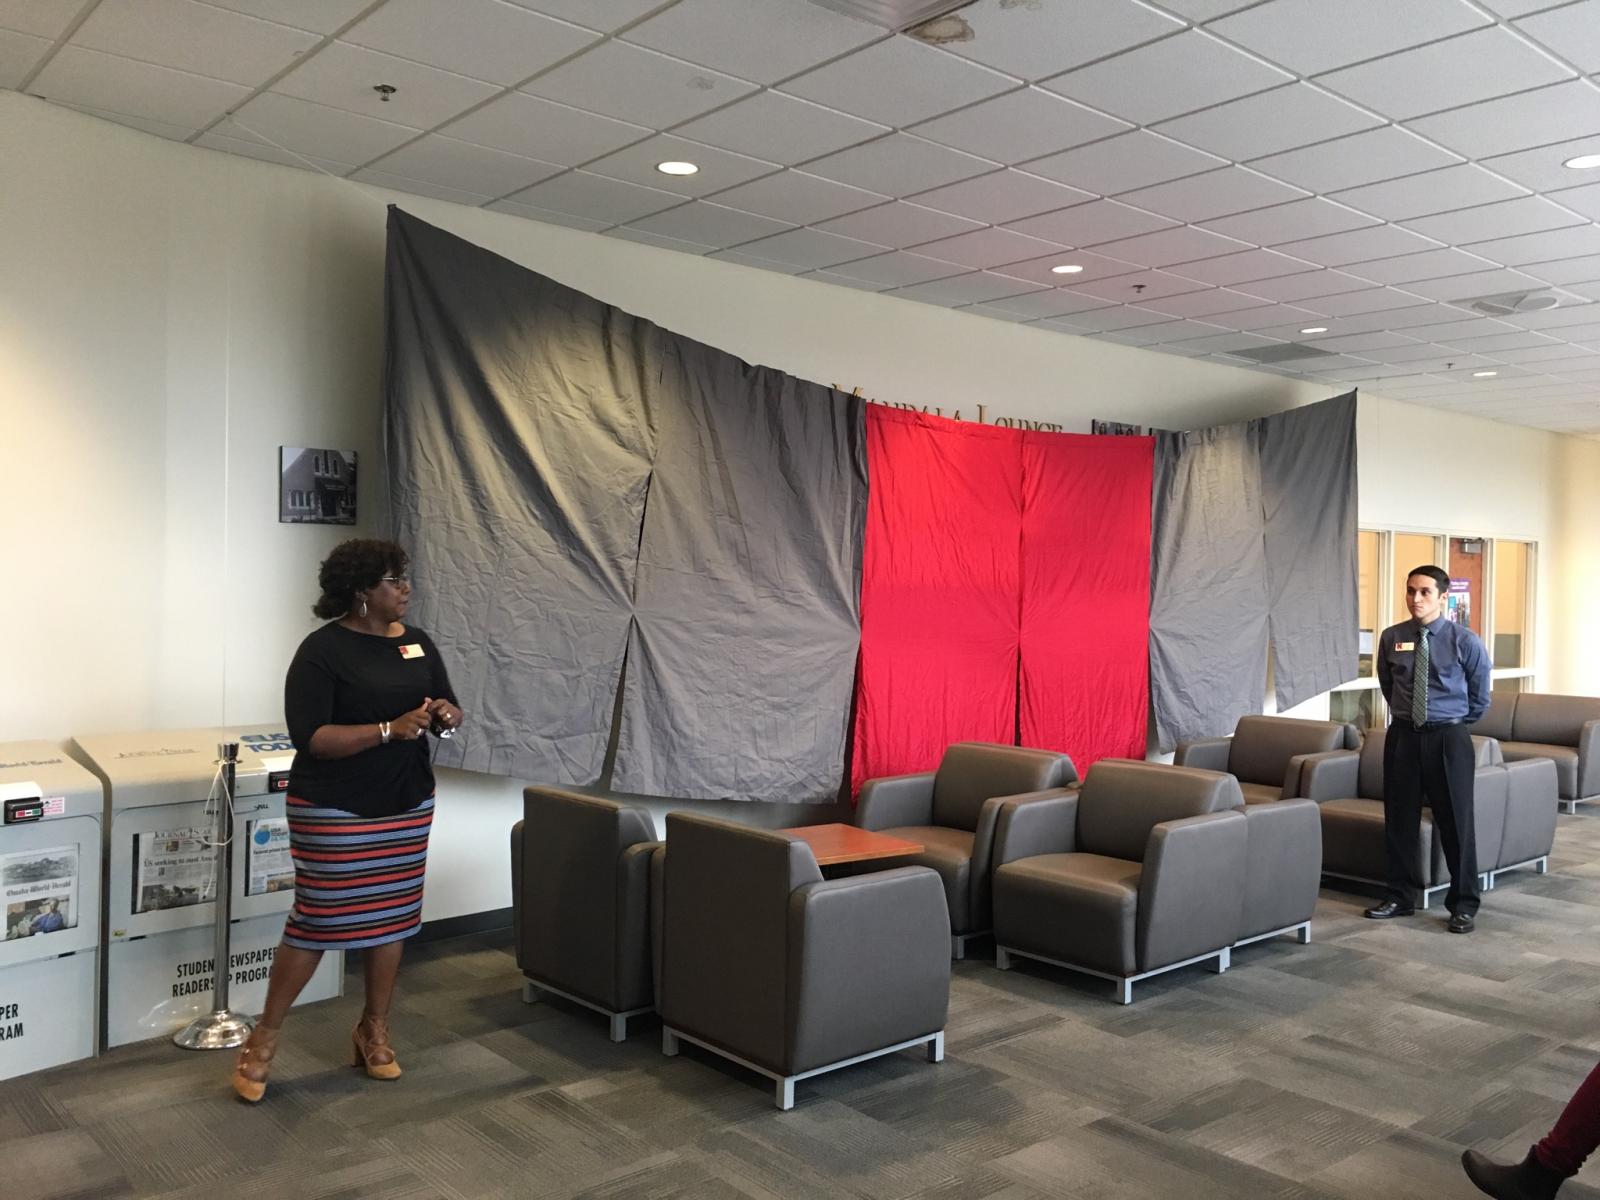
[{"left": 3, "top": 92, "right": 1594, "bottom": 919}]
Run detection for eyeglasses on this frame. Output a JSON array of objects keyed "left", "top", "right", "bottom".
[{"left": 379, "top": 575, "right": 411, "bottom": 587}]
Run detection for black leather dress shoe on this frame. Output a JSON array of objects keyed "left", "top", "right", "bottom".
[
  {"left": 1462, "top": 1147, "right": 1567, "bottom": 1199},
  {"left": 1364, "top": 900, "right": 1415, "bottom": 919},
  {"left": 1449, "top": 912, "right": 1476, "bottom": 934}
]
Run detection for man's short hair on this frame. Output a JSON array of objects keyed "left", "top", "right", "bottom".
[{"left": 1406, "top": 564, "right": 1450, "bottom": 594}]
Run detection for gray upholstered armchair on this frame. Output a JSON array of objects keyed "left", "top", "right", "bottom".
[
  {"left": 854, "top": 742, "right": 1078, "bottom": 958},
  {"left": 1472, "top": 692, "right": 1600, "bottom": 813},
  {"left": 658, "top": 813, "right": 950, "bottom": 1110},
  {"left": 1176, "top": 715, "right": 1360, "bottom": 803},
  {"left": 511, "top": 786, "right": 660, "bottom": 1041},
  {"left": 990, "top": 760, "right": 1249, "bottom": 1004}
]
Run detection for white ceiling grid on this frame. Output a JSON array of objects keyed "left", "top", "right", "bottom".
[{"left": 8, "top": 0, "right": 1600, "bottom": 434}]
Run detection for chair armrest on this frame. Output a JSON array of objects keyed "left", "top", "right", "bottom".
[
  {"left": 1239, "top": 799, "right": 1321, "bottom": 939},
  {"left": 510, "top": 819, "right": 524, "bottom": 969},
  {"left": 1501, "top": 758, "right": 1558, "bottom": 867},
  {"left": 992, "top": 790, "right": 1080, "bottom": 867},
  {"left": 1137, "top": 810, "right": 1248, "bottom": 971},
  {"left": 648, "top": 845, "right": 666, "bottom": 1010},
  {"left": 1282, "top": 753, "right": 1320, "bottom": 800},
  {"left": 615, "top": 840, "right": 661, "bottom": 1012},
  {"left": 1174, "top": 737, "right": 1232, "bottom": 773},
  {"left": 856, "top": 772, "right": 936, "bottom": 831},
  {"left": 1298, "top": 750, "right": 1359, "bottom": 802},
  {"left": 1581, "top": 720, "right": 1600, "bottom": 799},
  {"left": 969, "top": 787, "right": 1079, "bottom": 930},
  {"left": 785, "top": 866, "right": 951, "bottom": 1074}
]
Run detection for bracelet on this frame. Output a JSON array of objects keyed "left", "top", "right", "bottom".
[{"left": 379, "top": 721, "right": 391, "bottom": 744}]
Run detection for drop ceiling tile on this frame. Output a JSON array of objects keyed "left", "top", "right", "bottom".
[
  {"left": 1154, "top": 83, "right": 1381, "bottom": 161},
  {"left": 1330, "top": 165, "right": 1530, "bottom": 224},
  {"left": 931, "top": 0, "right": 1183, "bottom": 82},
  {"left": 1503, "top": 301, "right": 1600, "bottom": 329},
  {"left": 1238, "top": 269, "right": 1382, "bottom": 302},
  {"left": 0, "top": 28, "right": 47, "bottom": 88},
  {"left": 1298, "top": 287, "right": 1430, "bottom": 317},
  {"left": 351, "top": 169, "right": 496, "bottom": 205},
  {"left": 1223, "top": 303, "right": 1335, "bottom": 330},
  {"left": 1345, "top": 248, "right": 1501, "bottom": 286},
  {"left": 1480, "top": 135, "right": 1600, "bottom": 195},
  {"left": 583, "top": 134, "right": 779, "bottom": 197},
  {"left": 1404, "top": 196, "right": 1587, "bottom": 246},
  {"left": 274, "top": 42, "right": 501, "bottom": 129},
  {"left": 486, "top": 197, "right": 612, "bottom": 231},
  {"left": 980, "top": 290, "right": 1119, "bottom": 319},
  {"left": 1522, "top": 254, "right": 1600, "bottom": 286},
  {"left": 1169, "top": 247, "right": 1320, "bottom": 285},
  {"left": 1201, "top": 197, "right": 1377, "bottom": 246},
  {"left": 196, "top": 128, "right": 350, "bottom": 172},
  {"left": 1501, "top": 328, "right": 1600, "bottom": 348},
  {"left": 605, "top": 227, "right": 716, "bottom": 255},
  {"left": 1208, "top": 0, "right": 1488, "bottom": 75},
  {"left": 825, "top": 251, "right": 966, "bottom": 287},
  {"left": 1098, "top": 319, "right": 1232, "bottom": 347},
  {"left": 1515, "top": 0, "right": 1600, "bottom": 72},
  {"left": 1275, "top": 224, "right": 1442, "bottom": 267},
  {"left": 627, "top": 201, "right": 793, "bottom": 246},
  {"left": 1391, "top": 268, "right": 1557, "bottom": 304},
  {"left": 969, "top": 303, "right": 1049, "bottom": 324},
  {"left": 1407, "top": 80, "right": 1600, "bottom": 159},
  {"left": 522, "top": 40, "right": 756, "bottom": 125},
  {"left": 1141, "top": 287, "right": 1275, "bottom": 317},
  {"left": 735, "top": 226, "right": 890, "bottom": 269},
  {"left": 892, "top": 272, "right": 1045, "bottom": 307},
  {"left": 911, "top": 170, "right": 1094, "bottom": 225},
  {"left": 506, "top": 0, "right": 665, "bottom": 31},
  {"left": 1566, "top": 281, "right": 1600, "bottom": 301},
  {"left": 995, "top": 249, "right": 1145, "bottom": 287},
  {"left": 674, "top": 92, "right": 887, "bottom": 167},
  {"left": 0, "top": 0, "right": 88, "bottom": 38},
  {"left": 1301, "top": 330, "right": 1428, "bottom": 352},
  {"left": 1091, "top": 226, "right": 1254, "bottom": 268},
  {"left": 804, "top": 134, "right": 996, "bottom": 195},
  {"left": 506, "top": 170, "right": 685, "bottom": 224},
  {"left": 1165, "top": 332, "right": 1286, "bottom": 355},
  {"left": 1024, "top": 130, "right": 1226, "bottom": 196},
  {"left": 444, "top": 93, "right": 649, "bottom": 165},
  {"left": 1056, "top": 305, "right": 1183, "bottom": 332},
  {"left": 914, "top": 227, "right": 1069, "bottom": 269},
  {"left": 1547, "top": 181, "right": 1600, "bottom": 223},
  {"left": 1003, "top": 199, "right": 1175, "bottom": 248},
  {"left": 30, "top": 45, "right": 250, "bottom": 130},
  {"left": 1438, "top": 331, "right": 1560, "bottom": 352},
  {"left": 231, "top": 90, "right": 420, "bottom": 166},
  {"left": 621, "top": 0, "right": 881, "bottom": 85},
  {"left": 1467, "top": 225, "right": 1600, "bottom": 270},
  {"left": 73, "top": 0, "right": 319, "bottom": 87},
  {"left": 1370, "top": 316, "right": 1522, "bottom": 343},
  {"left": 1248, "top": 126, "right": 1462, "bottom": 194},
  {"left": 1145, "top": 0, "right": 1259, "bottom": 20},
  {"left": 814, "top": 201, "right": 984, "bottom": 248},
  {"left": 909, "top": 87, "right": 1132, "bottom": 166},
  {"left": 779, "top": 36, "right": 1015, "bottom": 128},
  {"left": 1118, "top": 167, "right": 1308, "bottom": 225},
  {"left": 365, "top": 134, "right": 563, "bottom": 196},
  {"left": 709, "top": 170, "right": 887, "bottom": 224},
  {"left": 200, "top": 1, "right": 372, "bottom": 34},
  {"left": 346, "top": 0, "right": 599, "bottom": 86},
  {"left": 1071, "top": 269, "right": 1211, "bottom": 302},
  {"left": 807, "top": 269, "right": 895, "bottom": 293},
  {"left": 706, "top": 249, "right": 813, "bottom": 274},
  {"left": 1040, "top": 30, "right": 1291, "bottom": 125}
]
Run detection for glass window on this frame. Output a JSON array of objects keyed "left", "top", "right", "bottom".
[
  {"left": 1446, "top": 536, "right": 1486, "bottom": 634},
  {"left": 1330, "top": 687, "right": 1382, "bottom": 731},
  {"left": 1357, "top": 530, "right": 1380, "bottom": 677},
  {"left": 1393, "top": 533, "right": 1438, "bottom": 624},
  {"left": 1492, "top": 540, "right": 1530, "bottom": 669},
  {"left": 1493, "top": 675, "right": 1528, "bottom": 695}
]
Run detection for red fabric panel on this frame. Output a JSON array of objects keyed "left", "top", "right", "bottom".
[
  {"left": 1020, "top": 431, "right": 1154, "bottom": 769},
  {"left": 851, "top": 407, "right": 1024, "bottom": 793}
]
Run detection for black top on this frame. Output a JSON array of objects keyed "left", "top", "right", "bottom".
[{"left": 284, "top": 622, "right": 457, "bottom": 817}]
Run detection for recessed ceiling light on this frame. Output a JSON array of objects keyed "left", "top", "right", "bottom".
[
  {"left": 1472, "top": 370, "right": 1498, "bottom": 377},
  {"left": 1051, "top": 264, "right": 1084, "bottom": 274},
  {"left": 1300, "top": 326, "right": 1328, "bottom": 334},
  {"left": 656, "top": 160, "right": 699, "bottom": 176},
  {"left": 1563, "top": 153, "right": 1600, "bottom": 170}
]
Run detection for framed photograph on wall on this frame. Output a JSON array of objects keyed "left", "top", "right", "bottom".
[{"left": 279, "top": 447, "right": 357, "bottom": 525}]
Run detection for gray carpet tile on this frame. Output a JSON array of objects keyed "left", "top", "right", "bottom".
[{"left": 6, "top": 810, "right": 1600, "bottom": 1199}]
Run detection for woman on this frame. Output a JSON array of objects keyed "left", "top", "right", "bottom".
[{"left": 231, "top": 538, "right": 462, "bottom": 1103}]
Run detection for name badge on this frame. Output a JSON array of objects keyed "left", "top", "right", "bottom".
[
  {"left": 398, "top": 644, "right": 426, "bottom": 659},
  {"left": 1395, "top": 642, "right": 1415, "bottom": 652}
]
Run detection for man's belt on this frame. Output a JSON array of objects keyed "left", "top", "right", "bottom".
[{"left": 1393, "top": 718, "right": 1464, "bottom": 732}]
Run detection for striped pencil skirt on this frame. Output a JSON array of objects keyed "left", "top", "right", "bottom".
[{"left": 281, "top": 795, "right": 434, "bottom": 951}]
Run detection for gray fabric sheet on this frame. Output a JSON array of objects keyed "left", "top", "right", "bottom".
[
  {"left": 1148, "top": 422, "right": 1271, "bottom": 753},
  {"left": 385, "top": 209, "right": 865, "bottom": 800},
  {"left": 1259, "top": 391, "right": 1360, "bottom": 710}
]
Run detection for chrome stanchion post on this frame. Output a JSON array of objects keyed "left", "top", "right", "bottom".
[{"left": 174, "top": 741, "right": 254, "bottom": 1050}]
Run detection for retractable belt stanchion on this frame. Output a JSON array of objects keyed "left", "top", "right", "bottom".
[{"left": 173, "top": 742, "right": 253, "bottom": 1051}]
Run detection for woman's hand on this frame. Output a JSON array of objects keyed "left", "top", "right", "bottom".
[
  {"left": 389, "top": 699, "right": 433, "bottom": 741},
  {"left": 427, "top": 698, "right": 463, "bottom": 733}
]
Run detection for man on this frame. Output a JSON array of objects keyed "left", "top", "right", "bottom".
[{"left": 1365, "top": 564, "right": 1491, "bottom": 933}]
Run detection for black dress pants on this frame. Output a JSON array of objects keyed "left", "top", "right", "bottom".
[{"left": 1384, "top": 722, "right": 1479, "bottom": 916}]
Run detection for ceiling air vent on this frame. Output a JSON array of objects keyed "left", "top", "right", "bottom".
[
  {"left": 1223, "top": 343, "right": 1336, "bottom": 365},
  {"left": 1464, "top": 290, "right": 1560, "bottom": 316},
  {"left": 807, "top": 0, "right": 976, "bottom": 32}
]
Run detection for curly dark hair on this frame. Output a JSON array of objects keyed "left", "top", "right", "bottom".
[{"left": 313, "top": 539, "right": 409, "bottom": 620}]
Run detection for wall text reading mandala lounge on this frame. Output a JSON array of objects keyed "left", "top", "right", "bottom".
[{"left": 837, "top": 387, "right": 1065, "bottom": 433}]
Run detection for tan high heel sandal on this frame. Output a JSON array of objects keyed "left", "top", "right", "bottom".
[
  {"left": 352, "top": 1016, "right": 402, "bottom": 1080},
  {"left": 231, "top": 1025, "right": 280, "bottom": 1103}
]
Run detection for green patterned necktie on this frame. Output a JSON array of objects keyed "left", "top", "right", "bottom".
[{"left": 1412, "top": 628, "right": 1430, "bottom": 725}]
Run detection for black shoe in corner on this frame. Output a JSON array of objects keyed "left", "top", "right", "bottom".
[
  {"left": 1364, "top": 900, "right": 1416, "bottom": 919},
  {"left": 1449, "top": 911, "right": 1476, "bottom": 934},
  {"left": 1462, "top": 1146, "right": 1566, "bottom": 1199}
]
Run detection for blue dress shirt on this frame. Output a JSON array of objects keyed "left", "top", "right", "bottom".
[{"left": 1376, "top": 616, "right": 1491, "bottom": 725}]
